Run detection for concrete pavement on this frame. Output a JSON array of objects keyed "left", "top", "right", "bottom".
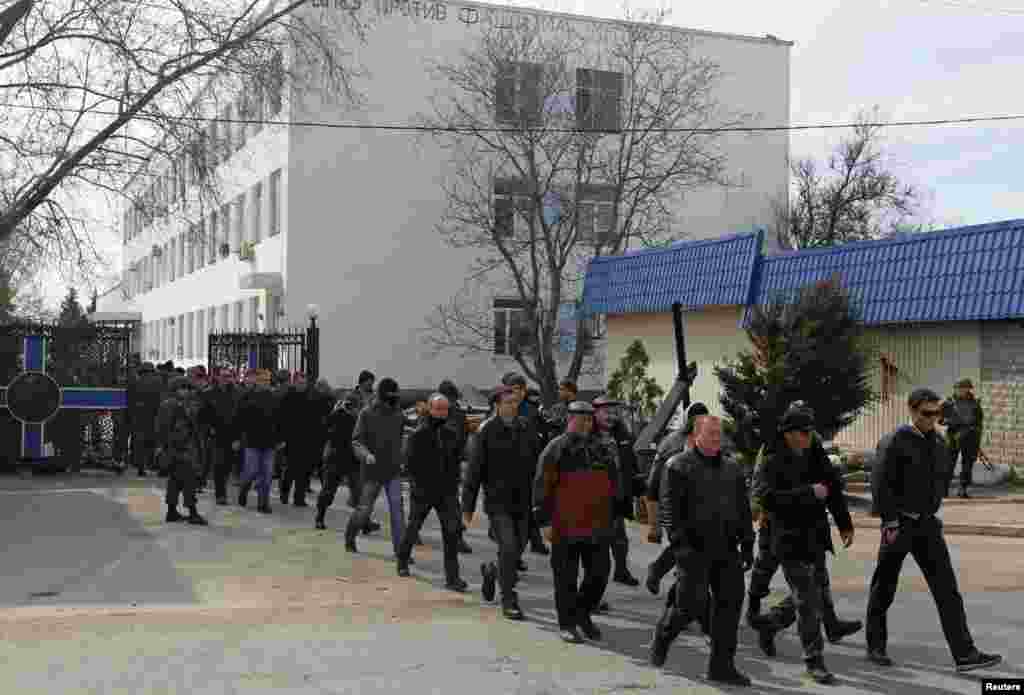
[{"left": 1, "top": 472, "right": 1023, "bottom": 694}]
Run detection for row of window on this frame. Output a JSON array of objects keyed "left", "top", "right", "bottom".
[
  {"left": 124, "top": 170, "right": 282, "bottom": 298},
  {"left": 496, "top": 64, "right": 624, "bottom": 132},
  {"left": 140, "top": 296, "right": 280, "bottom": 362},
  {"left": 492, "top": 299, "right": 599, "bottom": 356},
  {"left": 123, "top": 51, "right": 284, "bottom": 243}
]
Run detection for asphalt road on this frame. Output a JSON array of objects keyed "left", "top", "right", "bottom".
[{"left": 1, "top": 472, "right": 1022, "bottom": 695}]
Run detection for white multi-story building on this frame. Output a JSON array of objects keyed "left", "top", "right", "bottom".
[{"left": 103, "top": 0, "right": 791, "bottom": 390}]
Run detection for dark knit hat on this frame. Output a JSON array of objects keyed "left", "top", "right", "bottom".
[
  {"left": 908, "top": 387, "right": 942, "bottom": 409},
  {"left": 377, "top": 378, "right": 399, "bottom": 398},
  {"left": 358, "top": 370, "right": 375, "bottom": 386},
  {"left": 779, "top": 407, "right": 815, "bottom": 434},
  {"left": 683, "top": 402, "right": 710, "bottom": 434},
  {"left": 954, "top": 378, "right": 974, "bottom": 389}
]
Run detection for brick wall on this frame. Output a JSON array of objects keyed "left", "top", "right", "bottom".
[{"left": 980, "top": 320, "right": 1024, "bottom": 466}]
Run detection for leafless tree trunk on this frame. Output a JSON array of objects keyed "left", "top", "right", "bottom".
[
  {"left": 0, "top": 0, "right": 364, "bottom": 280},
  {"left": 419, "top": 7, "right": 752, "bottom": 403}
]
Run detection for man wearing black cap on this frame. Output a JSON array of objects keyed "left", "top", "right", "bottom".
[
  {"left": 748, "top": 403, "right": 862, "bottom": 661},
  {"left": 940, "top": 378, "right": 984, "bottom": 498},
  {"left": 649, "top": 415, "right": 753, "bottom": 684},
  {"left": 865, "top": 387, "right": 1001, "bottom": 673},
  {"left": 438, "top": 379, "right": 473, "bottom": 554},
  {"left": 644, "top": 402, "right": 709, "bottom": 592},
  {"left": 749, "top": 404, "right": 851, "bottom": 684},
  {"left": 156, "top": 376, "right": 207, "bottom": 525},
  {"left": 535, "top": 400, "right": 626, "bottom": 643},
  {"left": 344, "top": 377, "right": 407, "bottom": 556}
]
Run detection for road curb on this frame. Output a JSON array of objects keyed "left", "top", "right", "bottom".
[{"left": 852, "top": 518, "right": 1024, "bottom": 538}]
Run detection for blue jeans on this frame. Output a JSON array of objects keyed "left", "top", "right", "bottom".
[
  {"left": 242, "top": 448, "right": 275, "bottom": 500},
  {"left": 346, "top": 477, "right": 405, "bottom": 554}
]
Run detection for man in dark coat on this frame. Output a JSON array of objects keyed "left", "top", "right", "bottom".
[
  {"left": 438, "top": 379, "right": 473, "bottom": 554},
  {"left": 462, "top": 385, "right": 537, "bottom": 620},
  {"left": 315, "top": 392, "right": 360, "bottom": 529},
  {"left": 279, "top": 380, "right": 330, "bottom": 507},
  {"left": 197, "top": 371, "right": 240, "bottom": 505},
  {"left": 534, "top": 401, "right": 626, "bottom": 644},
  {"left": 128, "top": 362, "right": 165, "bottom": 476},
  {"left": 395, "top": 394, "right": 468, "bottom": 591},
  {"left": 865, "top": 387, "right": 1001, "bottom": 673},
  {"left": 502, "top": 372, "right": 549, "bottom": 556},
  {"left": 235, "top": 378, "right": 282, "bottom": 513},
  {"left": 940, "top": 378, "right": 985, "bottom": 498},
  {"left": 747, "top": 407, "right": 862, "bottom": 659},
  {"left": 156, "top": 377, "right": 207, "bottom": 525},
  {"left": 750, "top": 406, "right": 852, "bottom": 684},
  {"left": 593, "top": 396, "right": 640, "bottom": 588},
  {"left": 344, "top": 378, "right": 407, "bottom": 556},
  {"left": 649, "top": 416, "right": 753, "bottom": 686}
]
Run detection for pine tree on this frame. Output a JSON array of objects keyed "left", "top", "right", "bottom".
[
  {"left": 58, "top": 287, "right": 86, "bottom": 326},
  {"left": 607, "top": 339, "right": 665, "bottom": 418},
  {"left": 715, "top": 274, "right": 878, "bottom": 467}
]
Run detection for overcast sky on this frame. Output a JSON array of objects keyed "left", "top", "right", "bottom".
[{"left": 61, "top": 0, "right": 1023, "bottom": 307}]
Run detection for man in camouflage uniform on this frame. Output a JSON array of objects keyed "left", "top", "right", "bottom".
[
  {"left": 157, "top": 376, "right": 208, "bottom": 525},
  {"left": 940, "top": 378, "right": 985, "bottom": 498}
]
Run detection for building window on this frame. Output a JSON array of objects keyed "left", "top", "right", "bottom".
[
  {"left": 235, "top": 300, "right": 244, "bottom": 332},
  {"left": 577, "top": 183, "right": 617, "bottom": 245},
  {"left": 208, "top": 210, "right": 218, "bottom": 263},
  {"left": 576, "top": 68, "right": 623, "bottom": 132},
  {"left": 251, "top": 182, "right": 263, "bottom": 242},
  {"left": 233, "top": 194, "right": 245, "bottom": 250},
  {"left": 195, "top": 219, "right": 205, "bottom": 269},
  {"left": 266, "top": 50, "right": 284, "bottom": 118},
  {"left": 178, "top": 232, "right": 186, "bottom": 277},
  {"left": 495, "top": 61, "right": 543, "bottom": 126},
  {"left": 269, "top": 169, "right": 281, "bottom": 236},
  {"left": 493, "top": 178, "right": 533, "bottom": 238},
  {"left": 186, "top": 226, "right": 195, "bottom": 274},
  {"left": 220, "top": 204, "right": 230, "bottom": 254},
  {"left": 493, "top": 297, "right": 532, "bottom": 356}
]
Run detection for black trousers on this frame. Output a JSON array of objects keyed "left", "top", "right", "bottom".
[
  {"left": 397, "top": 491, "right": 462, "bottom": 583},
  {"left": 281, "top": 442, "right": 316, "bottom": 503},
  {"left": 865, "top": 516, "right": 974, "bottom": 659},
  {"left": 949, "top": 429, "right": 981, "bottom": 489},
  {"left": 611, "top": 516, "right": 630, "bottom": 575},
  {"left": 211, "top": 441, "right": 237, "bottom": 500},
  {"left": 550, "top": 538, "right": 611, "bottom": 630},
  {"left": 649, "top": 543, "right": 676, "bottom": 586},
  {"left": 655, "top": 551, "right": 745, "bottom": 663},
  {"left": 317, "top": 462, "right": 359, "bottom": 510},
  {"left": 755, "top": 551, "right": 843, "bottom": 635},
  {"left": 490, "top": 512, "right": 529, "bottom": 605},
  {"left": 165, "top": 454, "right": 198, "bottom": 509},
  {"left": 132, "top": 431, "right": 156, "bottom": 473}
]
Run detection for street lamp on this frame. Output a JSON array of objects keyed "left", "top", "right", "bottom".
[{"left": 305, "top": 304, "right": 319, "bottom": 384}]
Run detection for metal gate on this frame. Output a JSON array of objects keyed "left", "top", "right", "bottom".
[
  {"left": 0, "top": 320, "right": 135, "bottom": 471},
  {"left": 207, "top": 318, "right": 319, "bottom": 382}
]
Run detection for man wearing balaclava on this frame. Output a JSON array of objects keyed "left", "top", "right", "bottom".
[
  {"left": 344, "top": 377, "right": 406, "bottom": 556},
  {"left": 462, "top": 385, "right": 537, "bottom": 620},
  {"left": 649, "top": 416, "right": 753, "bottom": 686},
  {"left": 394, "top": 393, "right": 468, "bottom": 592},
  {"left": 534, "top": 401, "right": 626, "bottom": 644},
  {"left": 748, "top": 405, "right": 853, "bottom": 685},
  {"left": 746, "top": 402, "right": 862, "bottom": 659}
]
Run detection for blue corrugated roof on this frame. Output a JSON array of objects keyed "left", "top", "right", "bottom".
[
  {"left": 581, "top": 230, "right": 763, "bottom": 316},
  {"left": 744, "top": 219, "right": 1024, "bottom": 325}
]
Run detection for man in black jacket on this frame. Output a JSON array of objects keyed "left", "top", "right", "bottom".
[
  {"left": 502, "top": 372, "right": 549, "bottom": 556},
  {"left": 649, "top": 416, "right": 753, "bottom": 686},
  {"left": 236, "top": 379, "right": 282, "bottom": 513},
  {"left": 128, "top": 363, "right": 165, "bottom": 476},
  {"left": 344, "top": 378, "right": 407, "bottom": 556},
  {"left": 197, "top": 372, "right": 239, "bottom": 506},
  {"left": 315, "top": 392, "right": 360, "bottom": 530},
  {"left": 940, "top": 378, "right": 985, "bottom": 498},
  {"left": 748, "top": 406, "right": 861, "bottom": 668},
  {"left": 438, "top": 380, "right": 474, "bottom": 554},
  {"left": 865, "top": 387, "right": 1001, "bottom": 673},
  {"left": 462, "top": 385, "right": 537, "bottom": 620},
  {"left": 593, "top": 396, "right": 640, "bottom": 587},
  {"left": 396, "top": 394, "right": 468, "bottom": 592},
  {"left": 751, "top": 406, "right": 851, "bottom": 684}
]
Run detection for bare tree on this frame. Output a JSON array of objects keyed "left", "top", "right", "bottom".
[
  {"left": 419, "top": 8, "right": 752, "bottom": 404},
  {"left": 772, "top": 109, "right": 924, "bottom": 250},
  {"left": 0, "top": 0, "right": 364, "bottom": 278}
]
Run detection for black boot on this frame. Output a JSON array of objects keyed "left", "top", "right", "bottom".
[
  {"left": 756, "top": 625, "right": 778, "bottom": 657},
  {"left": 279, "top": 479, "right": 291, "bottom": 505},
  {"left": 822, "top": 586, "right": 862, "bottom": 643},
  {"left": 186, "top": 507, "right": 208, "bottom": 525},
  {"left": 480, "top": 562, "right": 497, "bottom": 603},
  {"left": 238, "top": 482, "right": 251, "bottom": 508},
  {"left": 805, "top": 657, "right": 836, "bottom": 684},
  {"left": 457, "top": 536, "right": 472, "bottom": 554},
  {"left": 746, "top": 594, "right": 761, "bottom": 627},
  {"left": 613, "top": 570, "right": 640, "bottom": 587},
  {"left": 344, "top": 525, "right": 358, "bottom": 553},
  {"left": 501, "top": 598, "right": 524, "bottom": 621},
  {"left": 315, "top": 503, "right": 327, "bottom": 530},
  {"left": 165, "top": 507, "right": 184, "bottom": 523},
  {"left": 257, "top": 495, "right": 272, "bottom": 514}
]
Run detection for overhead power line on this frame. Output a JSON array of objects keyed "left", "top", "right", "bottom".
[{"left": 3, "top": 99, "right": 1024, "bottom": 134}]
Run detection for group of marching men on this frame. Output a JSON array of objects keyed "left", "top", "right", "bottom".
[{"left": 122, "top": 358, "right": 1004, "bottom": 687}]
